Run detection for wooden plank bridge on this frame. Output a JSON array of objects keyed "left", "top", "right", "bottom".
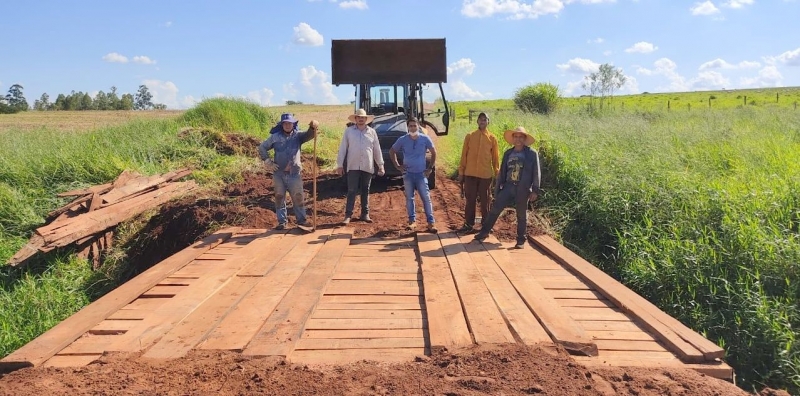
[{"left": 1, "top": 227, "right": 733, "bottom": 380}]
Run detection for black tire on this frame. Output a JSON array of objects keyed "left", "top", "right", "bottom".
[{"left": 428, "top": 168, "right": 436, "bottom": 190}]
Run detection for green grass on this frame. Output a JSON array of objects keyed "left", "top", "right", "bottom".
[
  {"left": 438, "top": 102, "right": 800, "bottom": 393},
  {"left": 0, "top": 98, "right": 275, "bottom": 358}
]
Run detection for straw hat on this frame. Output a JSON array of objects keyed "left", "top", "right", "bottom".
[
  {"left": 503, "top": 126, "right": 536, "bottom": 146},
  {"left": 347, "top": 108, "right": 375, "bottom": 124}
]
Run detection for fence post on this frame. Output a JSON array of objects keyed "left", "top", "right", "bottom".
[
  {"left": 688, "top": 103, "right": 691, "bottom": 111},
  {"left": 708, "top": 97, "right": 711, "bottom": 108},
  {"left": 795, "top": 102, "right": 797, "bottom": 110},
  {"left": 744, "top": 96, "right": 747, "bottom": 106},
  {"left": 777, "top": 93, "right": 779, "bottom": 103},
  {"left": 668, "top": 100, "right": 670, "bottom": 111},
  {"left": 469, "top": 110, "right": 473, "bottom": 123}
]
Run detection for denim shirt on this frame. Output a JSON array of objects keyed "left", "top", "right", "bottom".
[{"left": 258, "top": 129, "right": 315, "bottom": 176}]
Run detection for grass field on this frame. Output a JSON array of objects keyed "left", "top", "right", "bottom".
[{"left": 2, "top": 89, "right": 800, "bottom": 393}]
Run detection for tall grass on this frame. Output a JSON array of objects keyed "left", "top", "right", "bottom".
[
  {"left": 439, "top": 106, "right": 800, "bottom": 392},
  {"left": 0, "top": 98, "right": 274, "bottom": 358}
]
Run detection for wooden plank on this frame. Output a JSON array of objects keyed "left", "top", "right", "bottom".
[
  {"left": 459, "top": 235, "right": 551, "bottom": 345},
  {"left": 89, "top": 320, "right": 142, "bottom": 335},
  {"left": 311, "top": 310, "right": 424, "bottom": 319},
  {"left": 295, "top": 338, "right": 426, "bottom": 350},
  {"left": 342, "top": 250, "right": 416, "bottom": 257},
  {"left": 595, "top": 339, "right": 667, "bottom": 352},
  {"left": 336, "top": 263, "right": 420, "bottom": 273},
  {"left": 328, "top": 279, "right": 421, "bottom": 289},
  {"left": 580, "top": 320, "right": 646, "bottom": 332},
  {"left": 0, "top": 229, "right": 237, "bottom": 370},
  {"left": 316, "top": 303, "right": 424, "bottom": 311},
  {"left": 107, "top": 310, "right": 148, "bottom": 320},
  {"left": 572, "top": 354, "right": 736, "bottom": 380},
  {"left": 122, "top": 297, "right": 171, "bottom": 311},
  {"left": 331, "top": 272, "right": 421, "bottom": 281},
  {"left": 349, "top": 238, "right": 415, "bottom": 246},
  {"left": 532, "top": 235, "right": 721, "bottom": 362},
  {"left": 243, "top": 231, "right": 353, "bottom": 357},
  {"left": 302, "top": 329, "right": 423, "bottom": 339},
  {"left": 324, "top": 285, "right": 420, "bottom": 296},
  {"left": 107, "top": 232, "right": 286, "bottom": 353},
  {"left": 574, "top": 351, "right": 677, "bottom": 363},
  {"left": 565, "top": 308, "right": 631, "bottom": 322},
  {"left": 548, "top": 289, "right": 606, "bottom": 299},
  {"left": 537, "top": 281, "right": 592, "bottom": 290},
  {"left": 439, "top": 233, "right": 514, "bottom": 344},
  {"left": 57, "top": 183, "right": 113, "bottom": 197},
  {"left": 586, "top": 330, "right": 655, "bottom": 341},
  {"left": 319, "top": 295, "right": 424, "bottom": 304},
  {"left": 290, "top": 348, "right": 425, "bottom": 364},
  {"left": 337, "top": 257, "right": 417, "bottom": 266},
  {"left": 304, "top": 318, "right": 426, "bottom": 330},
  {"left": 42, "top": 354, "right": 101, "bottom": 368},
  {"left": 416, "top": 233, "right": 472, "bottom": 348},
  {"left": 140, "top": 285, "right": 187, "bottom": 297},
  {"left": 142, "top": 277, "right": 260, "bottom": 359},
  {"left": 481, "top": 235, "right": 596, "bottom": 355},
  {"left": 198, "top": 231, "right": 331, "bottom": 351},
  {"left": 58, "top": 335, "right": 118, "bottom": 355},
  {"left": 556, "top": 299, "right": 614, "bottom": 308}
]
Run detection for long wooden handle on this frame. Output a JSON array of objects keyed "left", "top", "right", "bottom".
[{"left": 313, "top": 131, "right": 318, "bottom": 230}]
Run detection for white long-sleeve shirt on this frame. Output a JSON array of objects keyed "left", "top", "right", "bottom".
[{"left": 336, "top": 125, "right": 384, "bottom": 173}]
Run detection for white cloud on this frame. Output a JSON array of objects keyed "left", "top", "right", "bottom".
[
  {"left": 283, "top": 66, "right": 339, "bottom": 104},
  {"left": 556, "top": 57, "right": 600, "bottom": 74},
  {"left": 446, "top": 58, "right": 484, "bottom": 99},
  {"left": 461, "top": 0, "right": 616, "bottom": 19},
  {"left": 162, "top": 21, "right": 172, "bottom": 28},
  {"left": 246, "top": 88, "right": 275, "bottom": 106},
  {"left": 133, "top": 55, "right": 157, "bottom": 65},
  {"left": 740, "top": 65, "right": 783, "bottom": 87},
  {"left": 699, "top": 58, "right": 761, "bottom": 70},
  {"left": 624, "top": 41, "right": 658, "bottom": 54},
  {"left": 690, "top": 1, "right": 720, "bottom": 15},
  {"left": 691, "top": 71, "right": 730, "bottom": 90},
  {"left": 102, "top": 52, "right": 128, "bottom": 63},
  {"left": 292, "top": 23, "right": 324, "bottom": 47},
  {"left": 339, "top": 0, "right": 368, "bottom": 9},
  {"left": 722, "top": 0, "right": 753, "bottom": 8},
  {"left": 603, "top": 50, "right": 612, "bottom": 56},
  {"left": 181, "top": 95, "right": 199, "bottom": 108},
  {"left": 766, "top": 47, "right": 800, "bottom": 66},
  {"left": 587, "top": 37, "right": 604, "bottom": 44},
  {"left": 637, "top": 57, "right": 689, "bottom": 91},
  {"left": 563, "top": 80, "right": 584, "bottom": 95},
  {"left": 142, "top": 79, "right": 179, "bottom": 108},
  {"left": 620, "top": 75, "right": 640, "bottom": 94}
]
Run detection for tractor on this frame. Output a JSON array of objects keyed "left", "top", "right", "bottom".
[{"left": 331, "top": 38, "right": 450, "bottom": 189}]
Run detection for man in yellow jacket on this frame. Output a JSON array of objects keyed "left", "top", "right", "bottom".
[{"left": 457, "top": 112, "right": 500, "bottom": 233}]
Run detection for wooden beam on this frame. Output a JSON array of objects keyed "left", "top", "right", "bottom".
[
  {"left": 532, "top": 235, "right": 723, "bottom": 362},
  {"left": 0, "top": 228, "right": 237, "bottom": 370}
]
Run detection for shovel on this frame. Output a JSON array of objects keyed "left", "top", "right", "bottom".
[{"left": 296, "top": 124, "right": 318, "bottom": 233}]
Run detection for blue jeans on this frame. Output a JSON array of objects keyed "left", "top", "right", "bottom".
[
  {"left": 273, "top": 171, "right": 306, "bottom": 225},
  {"left": 403, "top": 171, "right": 435, "bottom": 224}
]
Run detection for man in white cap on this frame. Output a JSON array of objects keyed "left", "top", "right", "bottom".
[
  {"left": 258, "top": 113, "right": 319, "bottom": 230},
  {"left": 474, "top": 126, "right": 541, "bottom": 249},
  {"left": 336, "top": 108, "right": 385, "bottom": 224}
]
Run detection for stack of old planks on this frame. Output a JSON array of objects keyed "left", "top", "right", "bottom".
[{"left": 7, "top": 168, "right": 197, "bottom": 268}]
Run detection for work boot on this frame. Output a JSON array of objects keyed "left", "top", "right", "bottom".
[
  {"left": 474, "top": 232, "right": 488, "bottom": 242},
  {"left": 514, "top": 241, "right": 525, "bottom": 249},
  {"left": 361, "top": 214, "right": 373, "bottom": 223},
  {"left": 457, "top": 224, "right": 474, "bottom": 234},
  {"left": 275, "top": 223, "right": 286, "bottom": 230},
  {"left": 427, "top": 223, "right": 438, "bottom": 234},
  {"left": 341, "top": 217, "right": 351, "bottom": 225},
  {"left": 406, "top": 221, "right": 416, "bottom": 231}
]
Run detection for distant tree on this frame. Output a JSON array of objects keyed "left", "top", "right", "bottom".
[
  {"left": 108, "top": 86, "right": 120, "bottom": 110},
  {"left": 582, "top": 63, "right": 627, "bottom": 111},
  {"left": 513, "top": 82, "right": 562, "bottom": 114},
  {"left": 5, "top": 84, "right": 29, "bottom": 112},
  {"left": 0, "top": 96, "right": 10, "bottom": 114},
  {"left": 37, "top": 93, "right": 51, "bottom": 110},
  {"left": 119, "top": 93, "right": 134, "bottom": 110},
  {"left": 54, "top": 93, "right": 66, "bottom": 110},
  {"left": 134, "top": 85, "right": 154, "bottom": 110},
  {"left": 94, "top": 91, "right": 109, "bottom": 110},
  {"left": 81, "top": 93, "right": 93, "bottom": 110},
  {"left": 285, "top": 100, "right": 304, "bottom": 105},
  {"left": 153, "top": 103, "right": 167, "bottom": 110}
]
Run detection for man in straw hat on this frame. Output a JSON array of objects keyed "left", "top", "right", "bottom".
[
  {"left": 457, "top": 112, "right": 500, "bottom": 233},
  {"left": 474, "top": 126, "right": 541, "bottom": 249},
  {"left": 336, "top": 108, "right": 385, "bottom": 224},
  {"left": 258, "top": 113, "right": 320, "bottom": 230}
]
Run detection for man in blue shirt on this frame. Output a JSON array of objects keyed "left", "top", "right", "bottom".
[
  {"left": 258, "top": 113, "right": 319, "bottom": 230},
  {"left": 390, "top": 117, "right": 438, "bottom": 233}
]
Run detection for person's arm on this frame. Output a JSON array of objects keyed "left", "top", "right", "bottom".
[
  {"left": 372, "top": 129, "right": 385, "bottom": 174},
  {"left": 457, "top": 133, "right": 471, "bottom": 180},
  {"left": 529, "top": 150, "right": 542, "bottom": 200},
  {"left": 495, "top": 150, "right": 508, "bottom": 197},
  {"left": 491, "top": 136, "right": 500, "bottom": 176},
  {"left": 390, "top": 138, "right": 403, "bottom": 170},
  {"left": 425, "top": 137, "right": 436, "bottom": 177},
  {"left": 258, "top": 135, "right": 274, "bottom": 160},
  {"left": 299, "top": 120, "right": 319, "bottom": 144},
  {"left": 336, "top": 128, "right": 349, "bottom": 174}
]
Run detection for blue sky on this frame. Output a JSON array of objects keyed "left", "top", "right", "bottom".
[{"left": 1, "top": 0, "right": 798, "bottom": 109}]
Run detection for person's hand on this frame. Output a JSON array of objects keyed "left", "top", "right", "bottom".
[
  {"left": 457, "top": 174, "right": 463, "bottom": 182},
  {"left": 309, "top": 120, "right": 319, "bottom": 131},
  {"left": 377, "top": 167, "right": 385, "bottom": 177},
  {"left": 263, "top": 159, "right": 277, "bottom": 172},
  {"left": 424, "top": 168, "right": 432, "bottom": 178},
  {"left": 529, "top": 192, "right": 538, "bottom": 201},
  {"left": 392, "top": 162, "right": 403, "bottom": 171},
  {"left": 336, "top": 167, "right": 344, "bottom": 176}
]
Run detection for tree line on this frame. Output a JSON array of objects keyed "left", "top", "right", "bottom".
[{"left": 0, "top": 84, "right": 166, "bottom": 114}]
